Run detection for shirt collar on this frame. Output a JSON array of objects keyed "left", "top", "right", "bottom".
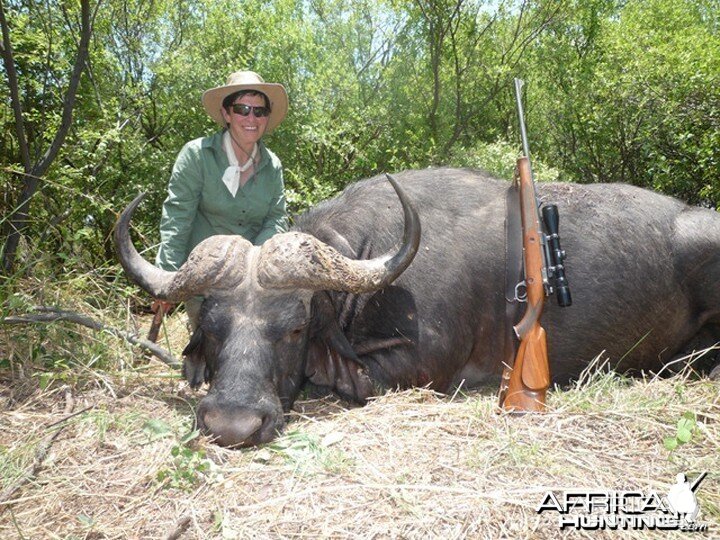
[{"left": 203, "top": 130, "right": 269, "bottom": 171}]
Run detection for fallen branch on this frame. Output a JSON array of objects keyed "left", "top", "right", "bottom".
[{"left": 2, "top": 306, "right": 181, "bottom": 368}]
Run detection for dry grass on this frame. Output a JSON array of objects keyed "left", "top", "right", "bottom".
[{"left": 0, "top": 316, "right": 719, "bottom": 539}]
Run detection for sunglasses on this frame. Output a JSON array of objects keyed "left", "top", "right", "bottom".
[{"left": 231, "top": 103, "right": 270, "bottom": 118}]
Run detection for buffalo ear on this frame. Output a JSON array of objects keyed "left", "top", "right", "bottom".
[
  {"left": 305, "top": 293, "right": 375, "bottom": 403},
  {"left": 182, "top": 328, "right": 207, "bottom": 389}
]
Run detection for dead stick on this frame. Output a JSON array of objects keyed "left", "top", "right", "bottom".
[
  {"left": 2, "top": 306, "right": 181, "bottom": 368},
  {"left": 147, "top": 303, "right": 166, "bottom": 344},
  {"left": 165, "top": 515, "right": 192, "bottom": 540}
]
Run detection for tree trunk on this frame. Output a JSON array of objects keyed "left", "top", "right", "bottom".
[{"left": 0, "top": 0, "right": 97, "bottom": 275}]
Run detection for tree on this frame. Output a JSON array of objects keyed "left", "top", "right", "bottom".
[
  {"left": 0, "top": 0, "right": 100, "bottom": 274},
  {"left": 530, "top": 0, "right": 719, "bottom": 203},
  {"left": 1, "top": 0, "right": 713, "bottom": 285}
]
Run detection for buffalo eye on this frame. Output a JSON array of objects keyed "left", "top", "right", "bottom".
[{"left": 287, "top": 324, "right": 307, "bottom": 339}]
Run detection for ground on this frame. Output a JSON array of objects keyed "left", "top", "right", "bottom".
[{"left": 0, "top": 314, "right": 718, "bottom": 539}]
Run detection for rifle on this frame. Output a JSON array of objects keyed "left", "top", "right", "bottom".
[{"left": 499, "top": 78, "right": 572, "bottom": 412}]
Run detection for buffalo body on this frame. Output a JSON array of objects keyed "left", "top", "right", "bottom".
[{"left": 117, "top": 168, "right": 720, "bottom": 446}]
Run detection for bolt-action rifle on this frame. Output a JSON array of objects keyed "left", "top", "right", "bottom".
[{"left": 499, "top": 78, "right": 572, "bottom": 412}]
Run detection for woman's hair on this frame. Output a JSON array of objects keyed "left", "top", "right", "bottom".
[{"left": 222, "top": 90, "right": 271, "bottom": 111}]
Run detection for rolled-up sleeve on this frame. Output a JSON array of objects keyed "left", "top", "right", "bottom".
[
  {"left": 253, "top": 167, "right": 289, "bottom": 245},
  {"left": 155, "top": 143, "right": 203, "bottom": 271}
]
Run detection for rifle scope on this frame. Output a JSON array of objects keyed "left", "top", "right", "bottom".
[{"left": 541, "top": 204, "right": 572, "bottom": 307}]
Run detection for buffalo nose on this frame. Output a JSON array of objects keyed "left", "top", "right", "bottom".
[{"left": 198, "top": 404, "right": 276, "bottom": 447}]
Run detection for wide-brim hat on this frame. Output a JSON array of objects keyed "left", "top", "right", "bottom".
[{"left": 202, "top": 71, "right": 288, "bottom": 134}]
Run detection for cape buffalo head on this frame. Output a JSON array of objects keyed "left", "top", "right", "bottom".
[{"left": 115, "top": 175, "right": 420, "bottom": 447}]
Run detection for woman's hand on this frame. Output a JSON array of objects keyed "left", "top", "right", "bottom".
[{"left": 151, "top": 299, "right": 176, "bottom": 315}]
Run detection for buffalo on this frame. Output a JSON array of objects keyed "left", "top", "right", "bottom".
[{"left": 116, "top": 168, "right": 720, "bottom": 447}]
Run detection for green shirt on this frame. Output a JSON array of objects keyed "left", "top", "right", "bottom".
[{"left": 156, "top": 131, "right": 288, "bottom": 271}]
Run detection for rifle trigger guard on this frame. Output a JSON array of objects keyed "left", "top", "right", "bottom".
[{"left": 514, "top": 281, "right": 528, "bottom": 303}]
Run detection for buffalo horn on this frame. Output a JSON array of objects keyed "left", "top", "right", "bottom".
[
  {"left": 114, "top": 194, "right": 252, "bottom": 301},
  {"left": 257, "top": 174, "right": 421, "bottom": 293}
]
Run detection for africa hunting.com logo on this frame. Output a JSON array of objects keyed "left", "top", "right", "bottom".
[{"left": 537, "top": 472, "right": 709, "bottom": 532}]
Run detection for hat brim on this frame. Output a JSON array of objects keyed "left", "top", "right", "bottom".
[{"left": 202, "top": 82, "right": 288, "bottom": 134}]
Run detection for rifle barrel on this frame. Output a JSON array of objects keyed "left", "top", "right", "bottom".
[
  {"left": 514, "top": 78, "right": 531, "bottom": 160},
  {"left": 514, "top": 78, "right": 544, "bottom": 241}
]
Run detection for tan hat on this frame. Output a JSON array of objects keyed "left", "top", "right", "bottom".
[{"left": 202, "top": 71, "right": 288, "bottom": 134}]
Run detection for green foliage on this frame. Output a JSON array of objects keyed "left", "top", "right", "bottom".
[
  {"left": 0, "top": 250, "right": 155, "bottom": 391},
  {"left": 530, "top": 0, "right": 719, "bottom": 202},
  {"left": 142, "top": 418, "right": 174, "bottom": 441},
  {"left": 0, "top": 441, "right": 30, "bottom": 490},
  {"left": 449, "top": 138, "right": 561, "bottom": 182},
  {"left": 664, "top": 411, "right": 700, "bottom": 452},
  {"left": 155, "top": 430, "right": 221, "bottom": 491},
  {"left": 2, "top": 0, "right": 717, "bottom": 317},
  {"left": 267, "top": 429, "right": 353, "bottom": 475}
]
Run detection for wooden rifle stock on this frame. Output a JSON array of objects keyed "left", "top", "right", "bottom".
[{"left": 500, "top": 156, "right": 551, "bottom": 412}]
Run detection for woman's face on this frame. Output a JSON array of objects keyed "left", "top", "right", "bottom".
[{"left": 222, "top": 93, "right": 269, "bottom": 149}]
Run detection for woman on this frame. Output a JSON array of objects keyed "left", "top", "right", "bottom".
[{"left": 153, "top": 71, "right": 289, "bottom": 324}]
